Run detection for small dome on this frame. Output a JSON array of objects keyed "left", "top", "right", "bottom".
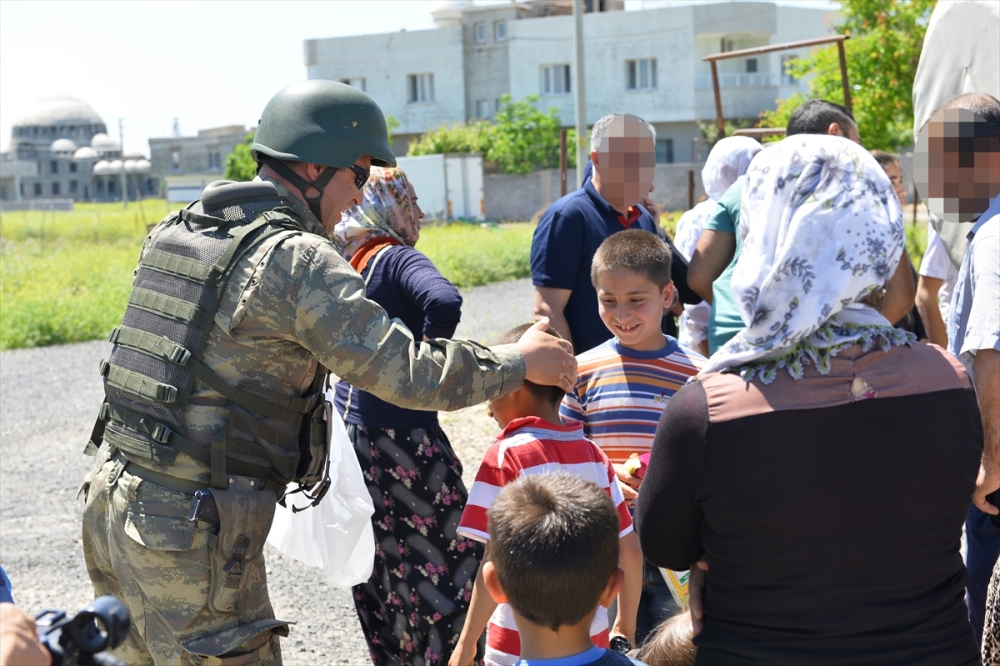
[
  {"left": 51, "top": 138, "right": 78, "bottom": 153},
  {"left": 91, "top": 133, "right": 120, "bottom": 151},
  {"left": 108, "top": 159, "right": 123, "bottom": 172},
  {"left": 123, "top": 149, "right": 146, "bottom": 160},
  {"left": 430, "top": 0, "right": 473, "bottom": 27},
  {"left": 13, "top": 96, "right": 105, "bottom": 128},
  {"left": 73, "top": 146, "right": 99, "bottom": 160},
  {"left": 134, "top": 159, "right": 151, "bottom": 173},
  {"left": 123, "top": 159, "right": 138, "bottom": 172},
  {"left": 92, "top": 160, "right": 112, "bottom": 174}
]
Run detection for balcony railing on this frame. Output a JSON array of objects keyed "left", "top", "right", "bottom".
[{"left": 695, "top": 73, "right": 787, "bottom": 89}]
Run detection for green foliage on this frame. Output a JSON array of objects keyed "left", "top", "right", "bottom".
[
  {"left": 385, "top": 115, "right": 400, "bottom": 143},
  {"left": 696, "top": 118, "right": 758, "bottom": 147},
  {"left": 759, "top": 0, "right": 936, "bottom": 151},
  {"left": 0, "top": 202, "right": 535, "bottom": 348},
  {"left": 225, "top": 132, "right": 257, "bottom": 182},
  {"left": 408, "top": 95, "right": 576, "bottom": 175}
]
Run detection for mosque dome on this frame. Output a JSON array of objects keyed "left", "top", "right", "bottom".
[
  {"left": 123, "top": 159, "right": 138, "bottom": 172},
  {"left": 430, "top": 0, "right": 473, "bottom": 27},
  {"left": 51, "top": 138, "right": 78, "bottom": 153},
  {"left": 73, "top": 146, "right": 99, "bottom": 160},
  {"left": 123, "top": 149, "right": 146, "bottom": 160},
  {"left": 92, "top": 160, "right": 113, "bottom": 175},
  {"left": 13, "top": 96, "right": 105, "bottom": 129},
  {"left": 108, "top": 159, "right": 123, "bottom": 172},
  {"left": 91, "top": 133, "right": 121, "bottom": 152},
  {"left": 134, "top": 159, "right": 151, "bottom": 173}
]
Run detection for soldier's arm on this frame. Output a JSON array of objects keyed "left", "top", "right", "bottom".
[{"left": 293, "top": 241, "right": 531, "bottom": 411}]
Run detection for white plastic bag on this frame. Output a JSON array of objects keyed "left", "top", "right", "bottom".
[{"left": 266, "top": 388, "right": 375, "bottom": 587}]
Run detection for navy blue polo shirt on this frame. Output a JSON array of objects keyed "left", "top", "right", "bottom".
[{"left": 531, "top": 180, "right": 658, "bottom": 353}]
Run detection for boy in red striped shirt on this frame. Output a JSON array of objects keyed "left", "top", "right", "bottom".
[{"left": 450, "top": 324, "right": 642, "bottom": 666}]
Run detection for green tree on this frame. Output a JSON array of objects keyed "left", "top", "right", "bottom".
[
  {"left": 759, "top": 0, "right": 936, "bottom": 151},
  {"left": 224, "top": 132, "right": 256, "bottom": 182},
  {"left": 408, "top": 94, "right": 576, "bottom": 175}
]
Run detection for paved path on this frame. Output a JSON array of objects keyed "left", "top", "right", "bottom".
[{"left": 0, "top": 277, "right": 534, "bottom": 665}]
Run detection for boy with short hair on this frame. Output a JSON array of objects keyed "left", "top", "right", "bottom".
[
  {"left": 560, "top": 229, "right": 706, "bottom": 644},
  {"left": 450, "top": 324, "right": 642, "bottom": 666},
  {"left": 478, "top": 472, "right": 646, "bottom": 666}
]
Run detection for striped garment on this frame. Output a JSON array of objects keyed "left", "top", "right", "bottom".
[
  {"left": 560, "top": 337, "right": 707, "bottom": 466},
  {"left": 457, "top": 416, "right": 632, "bottom": 666}
]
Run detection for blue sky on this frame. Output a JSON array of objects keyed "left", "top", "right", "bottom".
[{"left": 0, "top": 0, "right": 837, "bottom": 156}]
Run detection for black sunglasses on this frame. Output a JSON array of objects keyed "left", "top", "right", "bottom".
[{"left": 348, "top": 164, "right": 370, "bottom": 190}]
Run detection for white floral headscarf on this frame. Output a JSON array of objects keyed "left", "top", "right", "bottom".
[
  {"left": 699, "top": 134, "right": 913, "bottom": 382},
  {"left": 702, "top": 136, "right": 763, "bottom": 201},
  {"left": 333, "top": 167, "right": 421, "bottom": 260}
]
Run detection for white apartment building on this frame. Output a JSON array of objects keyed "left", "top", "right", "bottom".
[{"left": 305, "top": 0, "right": 837, "bottom": 163}]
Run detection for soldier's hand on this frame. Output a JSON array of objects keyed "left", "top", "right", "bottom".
[
  {"left": 517, "top": 317, "right": 577, "bottom": 393},
  {"left": 0, "top": 603, "right": 52, "bottom": 666}
]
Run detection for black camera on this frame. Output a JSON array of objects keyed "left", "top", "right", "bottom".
[{"left": 35, "top": 595, "right": 130, "bottom": 666}]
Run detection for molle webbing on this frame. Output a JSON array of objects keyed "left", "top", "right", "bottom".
[{"left": 88, "top": 184, "right": 324, "bottom": 491}]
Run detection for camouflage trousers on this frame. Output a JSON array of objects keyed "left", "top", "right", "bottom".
[{"left": 81, "top": 451, "right": 287, "bottom": 665}]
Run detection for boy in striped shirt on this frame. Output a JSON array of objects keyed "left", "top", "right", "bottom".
[
  {"left": 451, "top": 324, "right": 642, "bottom": 666},
  {"left": 560, "top": 230, "right": 706, "bottom": 644}
]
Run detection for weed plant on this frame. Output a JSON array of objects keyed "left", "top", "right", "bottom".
[{"left": 1, "top": 202, "right": 534, "bottom": 350}]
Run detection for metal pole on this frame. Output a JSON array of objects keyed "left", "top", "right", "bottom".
[
  {"left": 836, "top": 40, "right": 852, "bottom": 114},
  {"left": 688, "top": 170, "right": 695, "bottom": 210},
  {"left": 572, "top": 0, "right": 589, "bottom": 175},
  {"left": 711, "top": 60, "right": 725, "bottom": 139},
  {"left": 559, "top": 128, "right": 568, "bottom": 197},
  {"left": 118, "top": 118, "right": 128, "bottom": 209}
]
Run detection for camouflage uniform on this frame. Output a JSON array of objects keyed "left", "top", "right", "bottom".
[{"left": 82, "top": 178, "right": 525, "bottom": 665}]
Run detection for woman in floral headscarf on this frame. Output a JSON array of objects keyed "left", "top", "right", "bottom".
[
  {"left": 332, "top": 168, "right": 479, "bottom": 666},
  {"left": 635, "top": 135, "right": 983, "bottom": 663},
  {"left": 673, "top": 136, "right": 762, "bottom": 355}
]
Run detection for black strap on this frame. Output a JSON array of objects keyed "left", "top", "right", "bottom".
[{"left": 257, "top": 155, "right": 336, "bottom": 221}]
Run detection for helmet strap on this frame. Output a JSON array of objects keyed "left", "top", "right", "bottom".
[{"left": 258, "top": 155, "right": 338, "bottom": 221}]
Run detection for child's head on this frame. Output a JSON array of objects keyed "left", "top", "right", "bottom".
[
  {"left": 487, "top": 324, "right": 566, "bottom": 427},
  {"left": 869, "top": 150, "right": 906, "bottom": 206},
  {"left": 591, "top": 229, "right": 674, "bottom": 351},
  {"left": 634, "top": 612, "right": 697, "bottom": 666},
  {"left": 483, "top": 472, "right": 622, "bottom": 632}
]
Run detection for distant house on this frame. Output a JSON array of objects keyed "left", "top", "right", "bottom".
[
  {"left": 149, "top": 125, "right": 248, "bottom": 202},
  {"left": 304, "top": 0, "right": 837, "bottom": 162}
]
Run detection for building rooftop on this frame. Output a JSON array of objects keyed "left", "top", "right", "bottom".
[{"left": 13, "top": 96, "right": 105, "bottom": 128}]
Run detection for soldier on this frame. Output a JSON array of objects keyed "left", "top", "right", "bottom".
[{"left": 80, "top": 80, "right": 576, "bottom": 666}]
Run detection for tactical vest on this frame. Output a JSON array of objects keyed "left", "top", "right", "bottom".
[{"left": 87, "top": 181, "right": 331, "bottom": 502}]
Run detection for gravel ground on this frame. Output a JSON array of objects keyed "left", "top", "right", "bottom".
[{"left": 0, "top": 277, "right": 534, "bottom": 664}]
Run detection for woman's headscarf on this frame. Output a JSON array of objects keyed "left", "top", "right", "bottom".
[
  {"left": 699, "top": 134, "right": 913, "bottom": 382},
  {"left": 701, "top": 136, "right": 764, "bottom": 201},
  {"left": 333, "top": 166, "right": 421, "bottom": 260}
]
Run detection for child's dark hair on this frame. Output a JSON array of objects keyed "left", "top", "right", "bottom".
[
  {"left": 490, "top": 323, "right": 567, "bottom": 406},
  {"left": 869, "top": 150, "right": 900, "bottom": 170},
  {"left": 591, "top": 229, "right": 672, "bottom": 289},
  {"left": 488, "top": 472, "right": 620, "bottom": 631},
  {"left": 786, "top": 99, "right": 856, "bottom": 137}
]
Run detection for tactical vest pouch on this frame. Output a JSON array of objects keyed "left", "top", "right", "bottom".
[{"left": 207, "top": 487, "right": 276, "bottom": 615}]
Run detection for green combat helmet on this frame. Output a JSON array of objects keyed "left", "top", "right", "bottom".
[{"left": 251, "top": 80, "right": 397, "bottom": 220}]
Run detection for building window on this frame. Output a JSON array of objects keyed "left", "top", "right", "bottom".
[
  {"left": 50, "top": 160, "right": 59, "bottom": 174},
  {"left": 408, "top": 73, "right": 434, "bottom": 103},
  {"left": 496, "top": 98, "right": 504, "bottom": 113},
  {"left": 70, "top": 180, "right": 78, "bottom": 193},
  {"left": 69, "top": 162, "right": 77, "bottom": 173},
  {"left": 745, "top": 58, "right": 758, "bottom": 73},
  {"left": 208, "top": 151, "right": 221, "bottom": 171},
  {"left": 720, "top": 38, "right": 735, "bottom": 53},
  {"left": 34, "top": 183, "right": 42, "bottom": 196},
  {"left": 52, "top": 182, "right": 61, "bottom": 196},
  {"left": 781, "top": 55, "right": 798, "bottom": 85},
  {"left": 340, "top": 77, "right": 366, "bottom": 92},
  {"left": 96, "top": 180, "right": 104, "bottom": 194},
  {"left": 495, "top": 20, "right": 506, "bottom": 41},
  {"left": 655, "top": 139, "right": 673, "bottom": 164},
  {"left": 474, "top": 22, "right": 486, "bottom": 43},
  {"left": 171, "top": 151, "right": 182, "bottom": 172},
  {"left": 475, "top": 100, "right": 490, "bottom": 119},
  {"left": 542, "top": 64, "right": 571, "bottom": 95},
  {"left": 627, "top": 59, "right": 657, "bottom": 90}
]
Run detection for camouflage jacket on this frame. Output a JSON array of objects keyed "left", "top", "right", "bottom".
[{"left": 134, "top": 178, "right": 525, "bottom": 484}]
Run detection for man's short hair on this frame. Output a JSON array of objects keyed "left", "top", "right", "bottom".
[
  {"left": 591, "top": 229, "right": 672, "bottom": 289},
  {"left": 490, "top": 324, "right": 567, "bottom": 404},
  {"left": 869, "top": 150, "right": 900, "bottom": 170},
  {"left": 786, "top": 99, "right": 857, "bottom": 137},
  {"left": 935, "top": 93, "right": 1000, "bottom": 139},
  {"left": 590, "top": 113, "right": 656, "bottom": 154},
  {"left": 488, "top": 472, "right": 620, "bottom": 631}
]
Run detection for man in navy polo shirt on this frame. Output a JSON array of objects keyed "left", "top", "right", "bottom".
[{"left": 532, "top": 113, "right": 693, "bottom": 353}]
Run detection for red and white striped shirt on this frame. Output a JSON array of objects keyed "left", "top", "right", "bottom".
[{"left": 458, "top": 416, "right": 633, "bottom": 666}]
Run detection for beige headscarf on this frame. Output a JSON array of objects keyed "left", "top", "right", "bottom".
[{"left": 333, "top": 167, "right": 421, "bottom": 260}]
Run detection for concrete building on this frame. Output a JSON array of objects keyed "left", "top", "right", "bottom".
[
  {"left": 304, "top": 0, "right": 836, "bottom": 162},
  {"left": 0, "top": 96, "right": 154, "bottom": 203},
  {"left": 148, "top": 125, "right": 249, "bottom": 201}
]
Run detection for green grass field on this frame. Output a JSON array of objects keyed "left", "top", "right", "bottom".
[{"left": 0, "top": 201, "right": 535, "bottom": 350}]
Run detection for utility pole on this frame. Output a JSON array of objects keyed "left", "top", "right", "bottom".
[
  {"left": 118, "top": 118, "right": 128, "bottom": 209},
  {"left": 572, "top": 0, "right": 588, "bottom": 176}
]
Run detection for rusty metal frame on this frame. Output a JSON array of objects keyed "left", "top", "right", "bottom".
[{"left": 703, "top": 34, "right": 851, "bottom": 139}]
